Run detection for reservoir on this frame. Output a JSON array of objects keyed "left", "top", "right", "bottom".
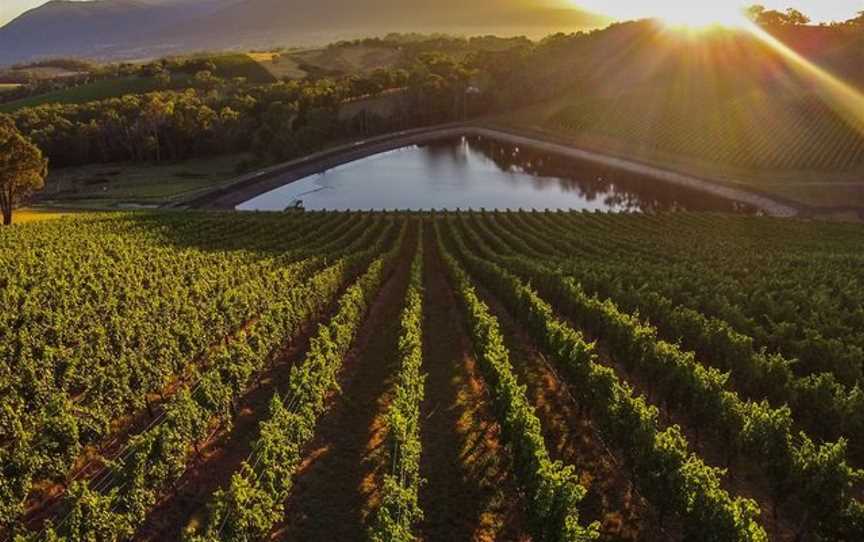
[{"left": 236, "top": 136, "right": 755, "bottom": 213}]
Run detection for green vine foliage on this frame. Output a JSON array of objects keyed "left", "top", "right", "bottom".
[
  {"left": 435, "top": 221, "right": 599, "bottom": 542},
  {"left": 369, "top": 226, "right": 426, "bottom": 542},
  {"left": 490, "top": 210, "right": 864, "bottom": 461},
  {"left": 5, "top": 211, "right": 864, "bottom": 542},
  {"left": 457, "top": 213, "right": 864, "bottom": 540},
  {"left": 0, "top": 211, "right": 372, "bottom": 529},
  {"left": 442, "top": 216, "right": 767, "bottom": 542},
  {"left": 185, "top": 221, "right": 408, "bottom": 542},
  {"left": 12, "top": 215, "right": 399, "bottom": 541}
]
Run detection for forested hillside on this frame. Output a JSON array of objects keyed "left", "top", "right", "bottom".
[{"left": 0, "top": 0, "right": 238, "bottom": 65}]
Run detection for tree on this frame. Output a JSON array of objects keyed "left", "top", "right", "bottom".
[
  {"left": 155, "top": 70, "right": 172, "bottom": 89},
  {"left": 0, "top": 115, "right": 47, "bottom": 225},
  {"left": 193, "top": 70, "right": 221, "bottom": 91},
  {"left": 784, "top": 8, "right": 811, "bottom": 25},
  {"left": 844, "top": 11, "right": 864, "bottom": 26},
  {"left": 747, "top": 5, "right": 811, "bottom": 26}
]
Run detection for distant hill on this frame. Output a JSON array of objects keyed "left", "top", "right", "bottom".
[
  {"left": 0, "top": 0, "right": 238, "bottom": 65},
  {"left": 0, "top": 0, "right": 608, "bottom": 66},
  {"left": 182, "top": 0, "right": 606, "bottom": 34}
]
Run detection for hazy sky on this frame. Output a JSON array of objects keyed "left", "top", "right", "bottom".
[
  {"left": 1, "top": 0, "right": 862, "bottom": 26},
  {"left": 575, "top": 1, "right": 863, "bottom": 24}
]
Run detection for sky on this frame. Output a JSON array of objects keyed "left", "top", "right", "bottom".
[
  {"left": 574, "top": 1, "right": 863, "bottom": 25},
  {"left": 0, "top": 0, "right": 862, "bottom": 26}
]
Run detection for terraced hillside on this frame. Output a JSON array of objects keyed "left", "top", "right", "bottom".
[{"left": 2, "top": 211, "right": 863, "bottom": 541}]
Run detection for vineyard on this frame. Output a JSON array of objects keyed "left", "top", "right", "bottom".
[
  {"left": 2, "top": 210, "right": 864, "bottom": 541},
  {"left": 530, "top": 22, "right": 864, "bottom": 183},
  {"left": 549, "top": 91, "right": 864, "bottom": 174}
]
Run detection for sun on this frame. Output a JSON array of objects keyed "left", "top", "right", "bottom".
[
  {"left": 574, "top": 1, "right": 751, "bottom": 30},
  {"left": 655, "top": 4, "right": 750, "bottom": 29}
]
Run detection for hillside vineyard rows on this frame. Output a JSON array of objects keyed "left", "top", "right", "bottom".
[
  {"left": 2, "top": 211, "right": 864, "bottom": 541},
  {"left": 551, "top": 90, "right": 864, "bottom": 172}
]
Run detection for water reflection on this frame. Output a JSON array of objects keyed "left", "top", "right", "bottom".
[{"left": 236, "top": 136, "right": 755, "bottom": 213}]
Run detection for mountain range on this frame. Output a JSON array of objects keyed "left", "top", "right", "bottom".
[{"left": 0, "top": 0, "right": 609, "bottom": 66}]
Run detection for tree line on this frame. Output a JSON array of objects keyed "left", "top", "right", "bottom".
[
  {"left": 6, "top": 52, "right": 490, "bottom": 172},
  {"left": 747, "top": 5, "right": 864, "bottom": 27}
]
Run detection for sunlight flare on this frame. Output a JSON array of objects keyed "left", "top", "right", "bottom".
[
  {"left": 747, "top": 22, "right": 864, "bottom": 134},
  {"left": 655, "top": 4, "right": 750, "bottom": 29},
  {"left": 574, "top": 1, "right": 751, "bottom": 29}
]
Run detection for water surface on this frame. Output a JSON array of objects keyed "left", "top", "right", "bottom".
[{"left": 237, "top": 136, "right": 755, "bottom": 213}]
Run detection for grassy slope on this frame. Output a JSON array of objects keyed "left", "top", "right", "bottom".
[
  {"left": 41, "top": 154, "right": 252, "bottom": 208},
  {"left": 0, "top": 77, "right": 172, "bottom": 112},
  {"left": 247, "top": 52, "right": 308, "bottom": 80},
  {"left": 289, "top": 45, "right": 403, "bottom": 77},
  {"left": 0, "top": 53, "right": 274, "bottom": 113},
  {"left": 11, "top": 208, "right": 75, "bottom": 224},
  {"left": 208, "top": 53, "right": 278, "bottom": 83}
]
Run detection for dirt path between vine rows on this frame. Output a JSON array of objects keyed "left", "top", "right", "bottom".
[
  {"left": 416, "top": 227, "right": 529, "bottom": 542},
  {"left": 272, "top": 228, "right": 416, "bottom": 541}
]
